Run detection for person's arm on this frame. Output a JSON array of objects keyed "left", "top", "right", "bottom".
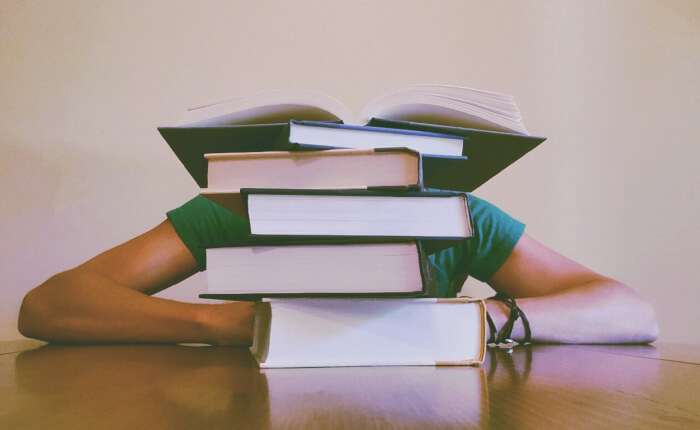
[
  {"left": 18, "top": 220, "right": 254, "bottom": 346},
  {"left": 484, "top": 233, "right": 658, "bottom": 344}
]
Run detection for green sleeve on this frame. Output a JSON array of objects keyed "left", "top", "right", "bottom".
[
  {"left": 166, "top": 195, "right": 250, "bottom": 271},
  {"left": 428, "top": 194, "right": 525, "bottom": 297}
]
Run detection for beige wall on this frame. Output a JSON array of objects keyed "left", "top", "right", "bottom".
[{"left": 1, "top": 0, "right": 698, "bottom": 343}]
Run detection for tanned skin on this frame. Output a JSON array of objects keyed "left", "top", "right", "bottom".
[{"left": 18, "top": 219, "right": 658, "bottom": 345}]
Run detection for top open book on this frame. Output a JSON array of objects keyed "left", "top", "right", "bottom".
[{"left": 177, "top": 84, "right": 529, "bottom": 135}]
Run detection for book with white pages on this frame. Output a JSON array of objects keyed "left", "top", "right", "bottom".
[
  {"left": 201, "top": 240, "right": 438, "bottom": 300},
  {"left": 200, "top": 188, "right": 473, "bottom": 253},
  {"left": 250, "top": 297, "right": 487, "bottom": 368},
  {"left": 205, "top": 147, "right": 425, "bottom": 191}
]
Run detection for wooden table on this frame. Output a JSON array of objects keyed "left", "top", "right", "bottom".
[{"left": 1, "top": 340, "right": 698, "bottom": 429}]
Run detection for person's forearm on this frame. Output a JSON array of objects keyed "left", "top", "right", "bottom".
[
  {"left": 486, "top": 279, "right": 658, "bottom": 344},
  {"left": 18, "top": 269, "right": 254, "bottom": 345}
]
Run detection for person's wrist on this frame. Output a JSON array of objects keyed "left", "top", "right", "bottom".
[
  {"left": 486, "top": 298, "right": 527, "bottom": 342},
  {"left": 199, "top": 302, "right": 255, "bottom": 346}
]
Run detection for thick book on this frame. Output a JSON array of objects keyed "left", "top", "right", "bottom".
[
  {"left": 200, "top": 240, "right": 437, "bottom": 300},
  {"left": 205, "top": 147, "right": 424, "bottom": 191},
  {"left": 250, "top": 297, "right": 487, "bottom": 368},
  {"left": 173, "top": 85, "right": 528, "bottom": 134},
  {"left": 201, "top": 188, "right": 473, "bottom": 249},
  {"left": 274, "top": 120, "right": 466, "bottom": 157}
]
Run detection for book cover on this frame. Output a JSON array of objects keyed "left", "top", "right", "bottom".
[{"left": 369, "top": 118, "right": 546, "bottom": 191}]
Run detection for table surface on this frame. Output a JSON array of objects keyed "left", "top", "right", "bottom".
[{"left": 1, "top": 340, "right": 698, "bottom": 429}]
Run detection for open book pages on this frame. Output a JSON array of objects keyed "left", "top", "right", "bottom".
[{"left": 177, "top": 84, "right": 528, "bottom": 134}]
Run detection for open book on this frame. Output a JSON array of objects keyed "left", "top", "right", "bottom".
[{"left": 176, "top": 84, "right": 529, "bottom": 134}]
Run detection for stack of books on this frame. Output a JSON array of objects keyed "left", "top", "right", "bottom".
[{"left": 160, "top": 85, "right": 546, "bottom": 368}]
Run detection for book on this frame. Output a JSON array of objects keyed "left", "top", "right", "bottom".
[
  {"left": 201, "top": 240, "right": 437, "bottom": 299},
  {"left": 201, "top": 189, "right": 473, "bottom": 247},
  {"left": 158, "top": 85, "right": 546, "bottom": 192},
  {"left": 250, "top": 297, "right": 487, "bottom": 368},
  {"left": 174, "top": 85, "right": 527, "bottom": 134},
  {"left": 205, "top": 147, "right": 424, "bottom": 191},
  {"left": 274, "top": 120, "right": 466, "bottom": 157}
]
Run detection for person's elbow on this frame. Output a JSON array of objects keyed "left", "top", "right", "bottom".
[
  {"left": 619, "top": 284, "right": 658, "bottom": 343},
  {"left": 636, "top": 298, "right": 659, "bottom": 343},
  {"left": 18, "top": 273, "right": 66, "bottom": 341},
  {"left": 18, "top": 287, "right": 44, "bottom": 340}
]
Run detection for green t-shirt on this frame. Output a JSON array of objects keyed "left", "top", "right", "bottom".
[{"left": 166, "top": 194, "right": 525, "bottom": 298}]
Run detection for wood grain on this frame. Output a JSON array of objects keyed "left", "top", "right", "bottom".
[{"left": 0, "top": 342, "right": 697, "bottom": 429}]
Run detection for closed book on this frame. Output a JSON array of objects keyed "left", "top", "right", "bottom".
[
  {"left": 200, "top": 188, "right": 472, "bottom": 252},
  {"left": 274, "top": 120, "right": 466, "bottom": 157},
  {"left": 200, "top": 240, "right": 437, "bottom": 300},
  {"left": 205, "top": 147, "right": 423, "bottom": 191},
  {"left": 251, "top": 297, "right": 487, "bottom": 368}
]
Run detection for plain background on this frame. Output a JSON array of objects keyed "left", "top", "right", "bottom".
[{"left": 1, "top": 0, "right": 698, "bottom": 344}]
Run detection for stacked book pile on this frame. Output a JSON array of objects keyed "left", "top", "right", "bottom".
[{"left": 160, "top": 85, "right": 545, "bottom": 368}]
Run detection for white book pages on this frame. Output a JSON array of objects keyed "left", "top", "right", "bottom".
[
  {"left": 205, "top": 148, "right": 420, "bottom": 190},
  {"left": 257, "top": 298, "right": 485, "bottom": 368},
  {"left": 206, "top": 242, "right": 423, "bottom": 294},
  {"left": 178, "top": 89, "right": 353, "bottom": 126},
  {"left": 175, "top": 85, "right": 527, "bottom": 134},
  {"left": 247, "top": 194, "right": 471, "bottom": 238}
]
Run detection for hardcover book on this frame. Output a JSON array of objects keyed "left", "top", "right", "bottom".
[
  {"left": 205, "top": 147, "right": 424, "bottom": 191},
  {"left": 250, "top": 297, "right": 487, "bottom": 368},
  {"left": 201, "top": 240, "right": 437, "bottom": 300},
  {"left": 274, "top": 120, "right": 466, "bottom": 157},
  {"left": 200, "top": 188, "right": 473, "bottom": 250}
]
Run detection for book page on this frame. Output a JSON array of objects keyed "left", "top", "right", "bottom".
[
  {"left": 360, "top": 86, "right": 527, "bottom": 134},
  {"left": 177, "top": 89, "right": 355, "bottom": 126},
  {"left": 263, "top": 299, "right": 484, "bottom": 367}
]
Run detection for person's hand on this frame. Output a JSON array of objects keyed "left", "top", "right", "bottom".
[{"left": 203, "top": 301, "right": 256, "bottom": 346}]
